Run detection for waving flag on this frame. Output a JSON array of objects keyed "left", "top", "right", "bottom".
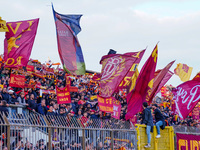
[
  {"left": 173, "top": 79, "right": 200, "bottom": 120},
  {"left": 118, "top": 50, "right": 145, "bottom": 90},
  {"left": 147, "top": 60, "right": 175, "bottom": 104},
  {"left": 52, "top": 5, "right": 85, "bottom": 75},
  {"left": 126, "top": 45, "right": 158, "bottom": 120},
  {"left": 99, "top": 50, "right": 145, "bottom": 98},
  {"left": 4, "top": 18, "right": 39, "bottom": 68},
  {"left": 174, "top": 63, "right": 193, "bottom": 82}
]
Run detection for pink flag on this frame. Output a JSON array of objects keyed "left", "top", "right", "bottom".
[
  {"left": 99, "top": 50, "right": 145, "bottom": 98},
  {"left": 125, "top": 45, "right": 158, "bottom": 120},
  {"left": 174, "top": 80, "right": 200, "bottom": 120},
  {"left": 112, "top": 98, "right": 121, "bottom": 119},
  {"left": 4, "top": 18, "right": 39, "bottom": 68}
]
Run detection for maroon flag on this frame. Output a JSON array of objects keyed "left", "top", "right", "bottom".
[
  {"left": 99, "top": 50, "right": 145, "bottom": 98},
  {"left": 4, "top": 19, "right": 39, "bottom": 68},
  {"left": 154, "top": 70, "right": 174, "bottom": 97},
  {"left": 125, "top": 45, "right": 158, "bottom": 120},
  {"left": 174, "top": 79, "right": 200, "bottom": 120},
  {"left": 147, "top": 60, "right": 175, "bottom": 104},
  {"left": 118, "top": 50, "right": 145, "bottom": 89}
]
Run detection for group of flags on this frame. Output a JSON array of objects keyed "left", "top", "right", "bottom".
[{"left": 1, "top": 4, "right": 198, "bottom": 121}]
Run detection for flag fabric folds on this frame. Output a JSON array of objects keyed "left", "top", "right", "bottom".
[
  {"left": 147, "top": 60, "right": 175, "bottom": 104},
  {"left": 174, "top": 63, "right": 193, "bottom": 82},
  {"left": 99, "top": 50, "right": 145, "bottom": 98},
  {"left": 4, "top": 18, "right": 39, "bottom": 68},
  {"left": 118, "top": 50, "right": 145, "bottom": 90},
  {"left": 52, "top": 5, "right": 85, "bottom": 75},
  {"left": 173, "top": 79, "right": 200, "bottom": 120},
  {"left": 125, "top": 45, "right": 158, "bottom": 120}
]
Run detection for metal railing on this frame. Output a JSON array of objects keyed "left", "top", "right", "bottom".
[{"left": 0, "top": 110, "right": 136, "bottom": 150}]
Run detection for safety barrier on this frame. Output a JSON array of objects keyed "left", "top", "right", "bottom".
[
  {"left": 135, "top": 124, "right": 174, "bottom": 150},
  {"left": 0, "top": 111, "right": 137, "bottom": 150}
]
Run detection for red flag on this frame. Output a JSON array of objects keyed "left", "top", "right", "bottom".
[
  {"left": 56, "top": 86, "right": 71, "bottom": 104},
  {"left": 26, "top": 65, "right": 35, "bottom": 72},
  {"left": 125, "top": 45, "right": 158, "bottom": 120},
  {"left": 9, "top": 74, "right": 25, "bottom": 88},
  {"left": 99, "top": 50, "right": 145, "bottom": 98},
  {"left": 147, "top": 60, "right": 175, "bottom": 104},
  {"left": 4, "top": 19, "right": 39, "bottom": 68},
  {"left": 97, "top": 95, "right": 113, "bottom": 113},
  {"left": 174, "top": 79, "right": 200, "bottom": 120}
]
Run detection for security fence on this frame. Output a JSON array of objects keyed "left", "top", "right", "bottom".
[{"left": 0, "top": 111, "right": 136, "bottom": 150}]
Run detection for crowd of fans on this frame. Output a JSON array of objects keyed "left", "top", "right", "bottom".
[{"left": 0, "top": 60, "right": 200, "bottom": 150}]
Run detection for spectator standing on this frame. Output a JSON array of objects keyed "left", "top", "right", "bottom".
[
  {"left": 142, "top": 102, "right": 153, "bottom": 148},
  {"left": 152, "top": 104, "right": 165, "bottom": 138},
  {"left": 1, "top": 88, "right": 9, "bottom": 104}
]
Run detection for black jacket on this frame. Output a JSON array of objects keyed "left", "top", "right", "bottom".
[
  {"left": 142, "top": 107, "right": 153, "bottom": 127},
  {"left": 154, "top": 108, "right": 166, "bottom": 130}
]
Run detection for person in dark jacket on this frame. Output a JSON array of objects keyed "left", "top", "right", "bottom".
[
  {"left": 142, "top": 102, "right": 153, "bottom": 148},
  {"left": 28, "top": 94, "right": 37, "bottom": 112},
  {"left": 1, "top": 88, "right": 10, "bottom": 104},
  {"left": 37, "top": 99, "right": 48, "bottom": 115},
  {"left": 0, "top": 100, "right": 9, "bottom": 116},
  {"left": 152, "top": 103, "right": 165, "bottom": 138}
]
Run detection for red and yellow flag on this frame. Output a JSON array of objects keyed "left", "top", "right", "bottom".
[
  {"left": 4, "top": 18, "right": 39, "bottom": 68},
  {"left": 174, "top": 63, "right": 193, "bottom": 82},
  {"left": 126, "top": 44, "right": 158, "bottom": 120}
]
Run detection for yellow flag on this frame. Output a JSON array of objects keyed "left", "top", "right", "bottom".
[
  {"left": 174, "top": 63, "right": 193, "bottom": 82},
  {"left": 0, "top": 17, "right": 8, "bottom": 32},
  {"left": 129, "top": 67, "right": 139, "bottom": 92}
]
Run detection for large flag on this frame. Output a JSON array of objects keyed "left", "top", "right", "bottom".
[
  {"left": 127, "top": 67, "right": 139, "bottom": 93},
  {"left": 0, "top": 17, "right": 8, "bottom": 32},
  {"left": 52, "top": 5, "right": 85, "bottom": 75},
  {"left": 125, "top": 45, "right": 158, "bottom": 120},
  {"left": 147, "top": 60, "right": 175, "bottom": 104},
  {"left": 4, "top": 18, "right": 39, "bottom": 68},
  {"left": 174, "top": 63, "right": 193, "bottom": 82},
  {"left": 99, "top": 50, "right": 145, "bottom": 98},
  {"left": 118, "top": 50, "right": 145, "bottom": 90},
  {"left": 173, "top": 79, "right": 200, "bottom": 120}
]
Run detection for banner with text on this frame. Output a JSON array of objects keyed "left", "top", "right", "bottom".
[
  {"left": 112, "top": 98, "right": 121, "bottom": 119},
  {"left": 56, "top": 86, "right": 71, "bottom": 104},
  {"left": 176, "top": 133, "right": 200, "bottom": 150},
  {"left": 97, "top": 95, "right": 113, "bottom": 113},
  {"left": 9, "top": 74, "right": 25, "bottom": 88}
]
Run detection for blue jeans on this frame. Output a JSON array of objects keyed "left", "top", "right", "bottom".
[
  {"left": 156, "top": 121, "right": 163, "bottom": 135},
  {"left": 146, "top": 125, "right": 151, "bottom": 144}
]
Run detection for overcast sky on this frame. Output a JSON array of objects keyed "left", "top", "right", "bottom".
[{"left": 1, "top": 0, "right": 200, "bottom": 86}]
